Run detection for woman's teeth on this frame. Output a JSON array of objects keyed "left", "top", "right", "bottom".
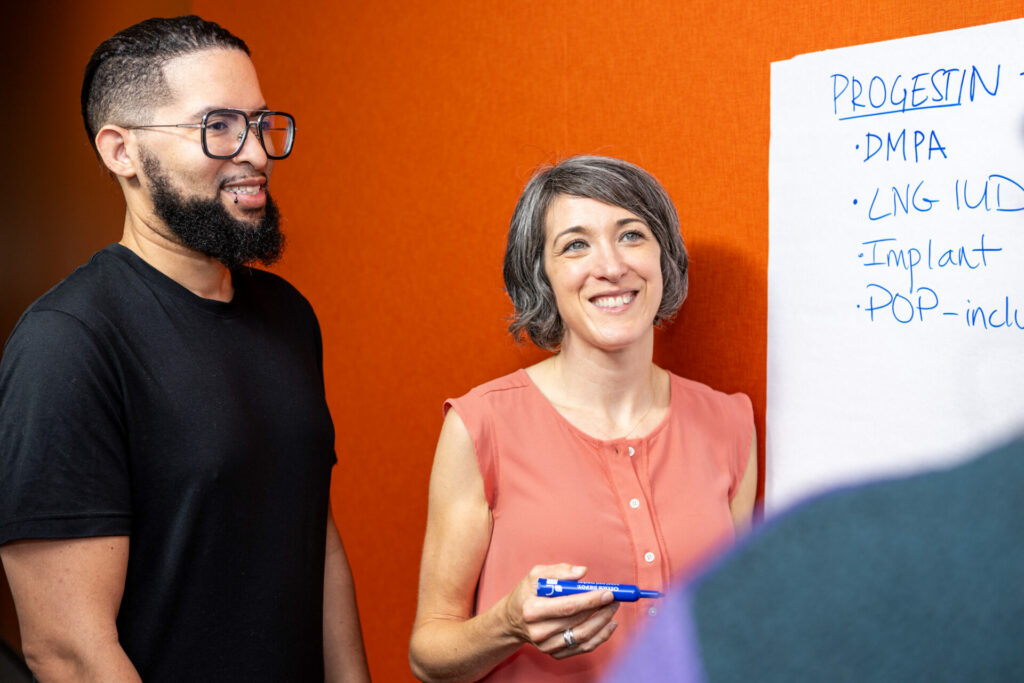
[{"left": 593, "top": 293, "right": 635, "bottom": 308}]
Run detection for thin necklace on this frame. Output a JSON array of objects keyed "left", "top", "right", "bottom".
[{"left": 620, "top": 368, "right": 657, "bottom": 440}]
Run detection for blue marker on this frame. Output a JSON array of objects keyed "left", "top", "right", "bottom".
[{"left": 537, "top": 578, "right": 663, "bottom": 602}]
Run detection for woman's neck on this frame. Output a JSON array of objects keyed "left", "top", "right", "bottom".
[{"left": 527, "top": 332, "right": 667, "bottom": 440}]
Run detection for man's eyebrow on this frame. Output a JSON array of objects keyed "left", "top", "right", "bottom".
[{"left": 189, "top": 105, "right": 271, "bottom": 119}]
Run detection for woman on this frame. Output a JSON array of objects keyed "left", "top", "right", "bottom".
[{"left": 409, "top": 155, "right": 757, "bottom": 682}]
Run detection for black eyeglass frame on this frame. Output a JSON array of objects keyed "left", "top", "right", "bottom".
[{"left": 124, "top": 109, "right": 296, "bottom": 160}]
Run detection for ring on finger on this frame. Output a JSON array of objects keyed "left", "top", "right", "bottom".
[{"left": 563, "top": 628, "right": 577, "bottom": 648}]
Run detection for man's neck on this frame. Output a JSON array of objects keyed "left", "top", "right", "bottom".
[{"left": 120, "top": 210, "right": 234, "bottom": 302}]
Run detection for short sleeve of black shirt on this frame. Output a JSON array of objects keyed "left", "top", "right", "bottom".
[{"left": 0, "top": 306, "right": 131, "bottom": 544}]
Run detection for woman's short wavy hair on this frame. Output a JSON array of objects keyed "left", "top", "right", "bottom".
[{"left": 503, "top": 155, "right": 689, "bottom": 350}]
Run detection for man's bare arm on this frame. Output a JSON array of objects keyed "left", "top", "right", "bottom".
[
  {"left": 0, "top": 536, "right": 140, "bottom": 682},
  {"left": 323, "top": 509, "right": 370, "bottom": 683}
]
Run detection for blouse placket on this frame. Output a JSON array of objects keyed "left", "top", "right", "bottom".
[{"left": 604, "top": 438, "right": 668, "bottom": 620}]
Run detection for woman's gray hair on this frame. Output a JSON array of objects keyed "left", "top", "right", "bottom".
[{"left": 503, "top": 155, "right": 689, "bottom": 350}]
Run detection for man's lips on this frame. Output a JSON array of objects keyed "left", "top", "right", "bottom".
[{"left": 221, "top": 179, "right": 266, "bottom": 208}]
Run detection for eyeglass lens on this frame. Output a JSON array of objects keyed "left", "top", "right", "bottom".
[{"left": 203, "top": 110, "right": 294, "bottom": 159}]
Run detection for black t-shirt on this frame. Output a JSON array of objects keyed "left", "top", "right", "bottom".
[{"left": 0, "top": 245, "right": 336, "bottom": 681}]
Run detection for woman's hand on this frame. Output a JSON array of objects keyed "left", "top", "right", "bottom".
[{"left": 501, "top": 564, "right": 620, "bottom": 659}]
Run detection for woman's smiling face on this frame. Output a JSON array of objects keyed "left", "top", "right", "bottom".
[{"left": 543, "top": 194, "right": 663, "bottom": 353}]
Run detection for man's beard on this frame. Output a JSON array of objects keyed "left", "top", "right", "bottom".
[{"left": 141, "top": 152, "right": 285, "bottom": 270}]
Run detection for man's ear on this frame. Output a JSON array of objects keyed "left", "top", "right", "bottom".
[{"left": 95, "top": 125, "right": 139, "bottom": 179}]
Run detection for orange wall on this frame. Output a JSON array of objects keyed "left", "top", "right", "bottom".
[{"left": 4, "top": 1, "right": 1020, "bottom": 678}]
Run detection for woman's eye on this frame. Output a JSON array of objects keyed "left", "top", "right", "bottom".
[
  {"left": 621, "top": 230, "right": 645, "bottom": 242},
  {"left": 562, "top": 239, "right": 587, "bottom": 253}
]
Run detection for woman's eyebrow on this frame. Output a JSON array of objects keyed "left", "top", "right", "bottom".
[{"left": 551, "top": 225, "right": 588, "bottom": 243}]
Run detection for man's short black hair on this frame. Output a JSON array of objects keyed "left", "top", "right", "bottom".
[{"left": 81, "top": 15, "right": 250, "bottom": 156}]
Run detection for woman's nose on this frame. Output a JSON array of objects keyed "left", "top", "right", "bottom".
[{"left": 594, "top": 245, "right": 628, "bottom": 280}]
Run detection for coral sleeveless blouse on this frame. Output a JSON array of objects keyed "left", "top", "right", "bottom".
[{"left": 445, "top": 369, "right": 753, "bottom": 682}]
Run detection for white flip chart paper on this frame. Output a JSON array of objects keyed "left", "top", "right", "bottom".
[{"left": 767, "top": 19, "right": 1024, "bottom": 512}]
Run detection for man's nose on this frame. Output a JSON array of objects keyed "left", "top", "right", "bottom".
[{"left": 233, "top": 123, "right": 269, "bottom": 169}]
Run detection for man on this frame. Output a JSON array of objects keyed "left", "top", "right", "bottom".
[
  {"left": 603, "top": 436, "right": 1024, "bottom": 682},
  {"left": 0, "top": 15, "right": 370, "bottom": 682}
]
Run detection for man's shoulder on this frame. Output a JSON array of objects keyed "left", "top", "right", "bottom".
[
  {"left": 235, "top": 266, "right": 316, "bottom": 316},
  {"left": 25, "top": 246, "right": 129, "bottom": 319},
  {"left": 3, "top": 247, "right": 129, "bottom": 359},
  {"left": 236, "top": 265, "right": 302, "bottom": 295}
]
